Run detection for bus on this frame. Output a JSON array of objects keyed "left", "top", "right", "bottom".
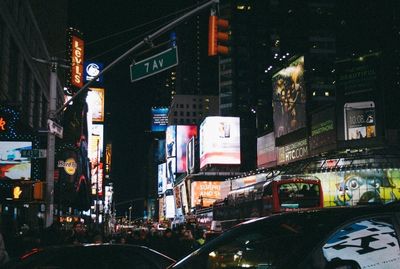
[{"left": 212, "top": 175, "right": 323, "bottom": 229}]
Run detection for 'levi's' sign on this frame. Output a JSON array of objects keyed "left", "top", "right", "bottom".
[{"left": 71, "top": 36, "right": 84, "bottom": 88}]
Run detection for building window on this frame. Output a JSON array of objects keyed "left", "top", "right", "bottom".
[
  {"left": 186, "top": 104, "right": 189, "bottom": 108},
  {"left": 179, "top": 119, "right": 184, "bottom": 124},
  {"left": 180, "top": 111, "right": 184, "bottom": 116},
  {"left": 173, "top": 119, "right": 178, "bottom": 124},
  {"left": 193, "top": 104, "right": 197, "bottom": 109},
  {"left": 186, "top": 119, "right": 191, "bottom": 124},
  {"left": 192, "top": 112, "right": 197, "bottom": 116},
  {"left": 186, "top": 111, "right": 190, "bottom": 117},
  {"left": 180, "top": 104, "right": 184, "bottom": 108},
  {"left": 174, "top": 111, "right": 178, "bottom": 116}
]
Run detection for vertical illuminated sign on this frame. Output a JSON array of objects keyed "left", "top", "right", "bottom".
[{"left": 71, "top": 36, "right": 84, "bottom": 88}]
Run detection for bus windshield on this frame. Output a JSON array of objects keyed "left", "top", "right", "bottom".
[{"left": 278, "top": 182, "right": 321, "bottom": 209}]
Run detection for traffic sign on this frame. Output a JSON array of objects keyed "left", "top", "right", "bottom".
[
  {"left": 47, "top": 119, "right": 63, "bottom": 139},
  {"left": 20, "top": 149, "right": 47, "bottom": 158},
  {"left": 130, "top": 47, "right": 178, "bottom": 82}
]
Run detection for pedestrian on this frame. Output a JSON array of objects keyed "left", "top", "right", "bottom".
[{"left": 0, "top": 232, "right": 9, "bottom": 266}]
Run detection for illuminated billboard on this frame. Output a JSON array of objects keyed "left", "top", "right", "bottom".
[
  {"left": 84, "top": 62, "right": 103, "bottom": 83},
  {"left": 88, "top": 124, "right": 104, "bottom": 197},
  {"left": 186, "top": 137, "right": 195, "bottom": 174},
  {"left": 176, "top": 125, "right": 197, "bottom": 173},
  {"left": 0, "top": 141, "right": 32, "bottom": 180},
  {"left": 199, "top": 116, "right": 240, "bottom": 169},
  {"left": 87, "top": 88, "right": 105, "bottom": 122},
  {"left": 154, "top": 139, "right": 166, "bottom": 163},
  {"left": 191, "top": 181, "right": 223, "bottom": 208},
  {"left": 166, "top": 125, "right": 176, "bottom": 158},
  {"left": 309, "top": 169, "right": 400, "bottom": 207},
  {"left": 277, "top": 138, "right": 308, "bottom": 165},
  {"left": 71, "top": 35, "right": 84, "bottom": 88},
  {"left": 344, "top": 101, "right": 376, "bottom": 140},
  {"left": 151, "top": 107, "right": 169, "bottom": 132},
  {"left": 158, "top": 163, "right": 167, "bottom": 195},
  {"left": 272, "top": 56, "right": 306, "bottom": 138},
  {"left": 257, "top": 132, "right": 277, "bottom": 168},
  {"left": 166, "top": 158, "right": 176, "bottom": 185},
  {"left": 165, "top": 188, "right": 175, "bottom": 219}
]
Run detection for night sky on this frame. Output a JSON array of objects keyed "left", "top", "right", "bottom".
[{"left": 68, "top": 0, "right": 192, "bottom": 215}]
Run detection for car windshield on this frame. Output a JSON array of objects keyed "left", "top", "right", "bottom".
[{"left": 172, "top": 213, "right": 326, "bottom": 269}]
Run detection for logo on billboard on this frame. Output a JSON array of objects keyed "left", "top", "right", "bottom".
[
  {"left": 58, "top": 158, "right": 78, "bottom": 175},
  {"left": 278, "top": 139, "right": 308, "bottom": 164},
  {"left": 84, "top": 62, "right": 103, "bottom": 83},
  {"left": 71, "top": 36, "right": 84, "bottom": 88}
]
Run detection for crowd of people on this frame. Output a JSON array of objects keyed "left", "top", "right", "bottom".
[{"left": 0, "top": 220, "right": 211, "bottom": 266}]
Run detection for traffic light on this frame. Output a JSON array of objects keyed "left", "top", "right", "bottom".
[
  {"left": 33, "top": 182, "right": 45, "bottom": 200},
  {"left": 208, "top": 15, "right": 230, "bottom": 56}
]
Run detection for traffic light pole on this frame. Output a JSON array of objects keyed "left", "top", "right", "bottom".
[
  {"left": 46, "top": 0, "right": 218, "bottom": 228},
  {"left": 54, "top": 0, "right": 219, "bottom": 115}
]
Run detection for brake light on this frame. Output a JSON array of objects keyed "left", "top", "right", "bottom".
[{"left": 20, "top": 248, "right": 42, "bottom": 260}]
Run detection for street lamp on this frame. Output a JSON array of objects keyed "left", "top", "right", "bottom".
[{"left": 128, "top": 205, "right": 132, "bottom": 226}]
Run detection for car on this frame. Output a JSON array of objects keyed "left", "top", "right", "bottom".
[
  {"left": 170, "top": 201, "right": 400, "bottom": 269},
  {"left": 4, "top": 243, "right": 175, "bottom": 269}
]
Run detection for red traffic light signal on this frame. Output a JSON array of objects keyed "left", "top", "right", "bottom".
[{"left": 208, "top": 15, "right": 230, "bottom": 56}]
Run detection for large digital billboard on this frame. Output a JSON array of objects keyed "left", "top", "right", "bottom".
[
  {"left": 151, "top": 107, "right": 169, "bottom": 132},
  {"left": 158, "top": 163, "right": 167, "bottom": 195},
  {"left": 200, "top": 117, "right": 240, "bottom": 169},
  {"left": 257, "top": 132, "right": 277, "bottom": 168},
  {"left": 277, "top": 138, "right": 308, "bottom": 165},
  {"left": 176, "top": 125, "right": 197, "bottom": 173},
  {"left": 191, "top": 181, "right": 226, "bottom": 208},
  {"left": 272, "top": 56, "right": 306, "bottom": 138},
  {"left": 344, "top": 101, "right": 376, "bottom": 140},
  {"left": 186, "top": 137, "right": 195, "bottom": 174},
  {"left": 310, "top": 169, "right": 400, "bottom": 207},
  {"left": 165, "top": 188, "right": 175, "bottom": 219},
  {"left": 87, "top": 88, "right": 105, "bottom": 122},
  {"left": 0, "top": 141, "right": 32, "bottom": 180}
]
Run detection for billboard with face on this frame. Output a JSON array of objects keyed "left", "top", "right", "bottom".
[
  {"left": 310, "top": 169, "right": 400, "bottom": 207},
  {"left": 344, "top": 101, "right": 376, "bottom": 140},
  {"left": 0, "top": 141, "right": 32, "bottom": 180},
  {"left": 272, "top": 56, "right": 306, "bottom": 138},
  {"left": 151, "top": 107, "right": 169, "bottom": 132},
  {"left": 200, "top": 117, "right": 240, "bottom": 169},
  {"left": 176, "top": 125, "right": 197, "bottom": 173}
]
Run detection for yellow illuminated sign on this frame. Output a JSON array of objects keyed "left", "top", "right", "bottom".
[
  {"left": 13, "top": 186, "right": 22, "bottom": 199},
  {"left": 0, "top": 117, "right": 6, "bottom": 131}
]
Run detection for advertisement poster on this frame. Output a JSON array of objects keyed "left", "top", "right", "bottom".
[
  {"left": 272, "top": 56, "right": 306, "bottom": 138},
  {"left": 151, "top": 107, "right": 169, "bottom": 132},
  {"left": 200, "top": 117, "right": 240, "bottom": 169},
  {"left": 176, "top": 125, "right": 197, "bottom": 173},
  {"left": 191, "top": 181, "right": 223, "bottom": 208},
  {"left": 309, "top": 107, "right": 336, "bottom": 154},
  {"left": 165, "top": 189, "right": 175, "bottom": 219},
  {"left": 0, "top": 141, "right": 32, "bottom": 180},
  {"left": 186, "top": 137, "right": 195, "bottom": 174},
  {"left": 277, "top": 138, "right": 308, "bottom": 165},
  {"left": 344, "top": 101, "right": 376, "bottom": 140},
  {"left": 166, "top": 158, "right": 176, "bottom": 185},
  {"left": 257, "top": 132, "right": 277, "bottom": 168},
  {"left": 310, "top": 169, "right": 400, "bottom": 207},
  {"left": 87, "top": 88, "right": 105, "bottom": 122},
  {"left": 166, "top": 125, "right": 176, "bottom": 158},
  {"left": 158, "top": 163, "right": 167, "bottom": 195}
]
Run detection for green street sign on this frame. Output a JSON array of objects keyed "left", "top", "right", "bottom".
[{"left": 130, "top": 47, "right": 178, "bottom": 82}]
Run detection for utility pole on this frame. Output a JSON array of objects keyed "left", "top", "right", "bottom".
[{"left": 33, "top": 57, "right": 69, "bottom": 227}]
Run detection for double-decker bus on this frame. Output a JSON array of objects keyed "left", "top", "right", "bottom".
[{"left": 212, "top": 175, "right": 323, "bottom": 229}]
